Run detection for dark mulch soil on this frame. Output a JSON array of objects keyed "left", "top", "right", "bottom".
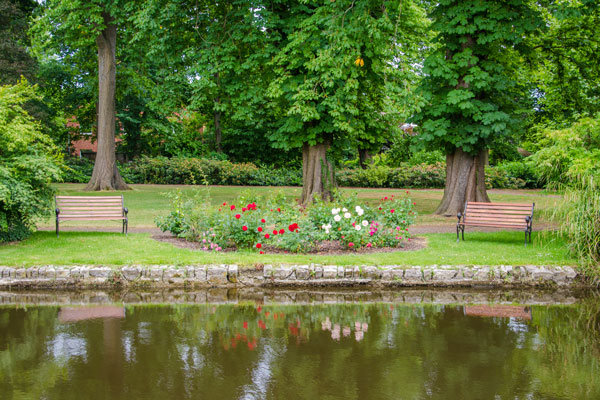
[{"left": 151, "top": 234, "right": 427, "bottom": 255}]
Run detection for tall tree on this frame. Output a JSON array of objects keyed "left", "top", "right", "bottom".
[
  {"left": 0, "top": 0, "right": 38, "bottom": 85},
  {"left": 415, "top": 0, "right": 542, "bottom": 215},
  {"left": 32, "top": 0, "right": 129, "bottom": 190},
  {"left": 268, "top": 0, "right": 425, "bottom": 205}
]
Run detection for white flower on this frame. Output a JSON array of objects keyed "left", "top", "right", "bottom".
[
  {"left": 342, "top": 208, "right": 348, "bottom": 212},
  {"left": 331, "top": 208, "right": 339, "bottom": 215},
  {"left": 321, "top": 224, "right": 327, "bottom": 229},
  {"left": 334, "top": 215, "right": 342, "bottom": 222},
  {"left": 325, "top": 224, "right": 332, "bottom": 230},
  {"left": 355, "top": 206, "right": 362, "bottom": 212},
  {"left": 355, "top": 225, "right": 361, "bottom": 231},
  {"left": 344, "top": 212, "right": 351, "bottom": 219},
  {"left": 361, "top": 220, "right": 368, "bottom": 227},
  {"left": 357, "top": 208, "right": 364, "bottom": 216}
]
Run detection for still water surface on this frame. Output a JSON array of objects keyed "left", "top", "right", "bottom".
[{"left": 1, "top": 294, "right": 599, "bottom": 399}]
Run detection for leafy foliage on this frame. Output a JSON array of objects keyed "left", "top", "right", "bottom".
[
  {"left": 415, "top": 0, "right": 543, "bottom": 154},
  {"left": 0, "top": 80, "right": 61, "bottom": 241}
]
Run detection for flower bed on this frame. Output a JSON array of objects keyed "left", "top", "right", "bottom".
[{"left": 156, "top": 192, "right": 417, "bottom": 253}]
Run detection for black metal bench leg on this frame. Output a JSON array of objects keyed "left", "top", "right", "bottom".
[
  {"left": 461, "top": 227, "right": 465, "bottom": 241},
  {"left": 524, "top": 230, "right": 528, "bottom": 247},
  {"left": 456, "top": 225, "right": 460, "bottom": 243},
  {"left": 56, "top": 219, "right": 59, "bottom": 238}
]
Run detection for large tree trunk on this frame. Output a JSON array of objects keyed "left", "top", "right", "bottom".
[
  {"left": 301, "top": 140, "right": 336, "bottom": 205},
  {"left": 358, "top": 148, "right": 372, "bottom": 169},
  {"left": 85, "top": 12, "right": 128, "bottom": 191},
  {"left": 435, "top": 148, "right": 490, "bottom": 216},
  {"left": 214, "top": 109, "right": 222, "bottom": 153}
]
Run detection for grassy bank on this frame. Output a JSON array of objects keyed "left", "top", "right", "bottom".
[
  {"left": 0, "top": 231, "right": 574, "bottom": 267},
  {"left": 39, "top": 184, "right": 561, "bottom": 229}
]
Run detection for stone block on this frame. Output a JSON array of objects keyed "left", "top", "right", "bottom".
[
  {"left": 432, "top": 269, "right": 458, "bottom": 281},
  {"left": 274, "top": 266, "right": 294, "bottom": 280},
  {"left": 163, "top": 267, "right": 186, "bottom": 284},
  {"left": 121, "top": 266, "right": 141, "bottom": 281},
  {"left": 227, "top": 265, "right": 238, "bottom": 283},
  {"left": 194, "top": 266, "right": 207, "bottom": 281},
  {"left": 323, "top": 265, "right": 337, "bottom": 279},
  {"left": 296, "top": 265, "right": 309, "bottom": 280},
  {"left": 39, "top": 266, "right": 56, "bottom": 279},
  {"left": 473, "top": 266, "right": 491, "bottom": 281},
  {"left": 207, "top": 265, "right": 228, "bottom": 285},
  {"left": 404, "top": 268, "right": 422, "bottom": 281},
  {"left": 55, "top": 267, "right": 69, "bottom": 279}
]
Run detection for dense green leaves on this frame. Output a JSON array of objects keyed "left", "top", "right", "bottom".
[
  {"left": 415, "top": 0, "right": 543, "bottom": 154},
  {"left": 0, "top": 80, "right": 61, "bottom": 241}
]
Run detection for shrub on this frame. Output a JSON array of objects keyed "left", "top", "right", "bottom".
[
  {"left": 493, "top": 160, "right": 540, "bottom": 188},
  {"left": 0, "top": 80, "right": 62, "bottom": 242}
]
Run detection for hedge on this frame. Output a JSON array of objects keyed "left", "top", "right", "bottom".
[{"left": 60, "top": 157, "right": 540, "bottom": 189}]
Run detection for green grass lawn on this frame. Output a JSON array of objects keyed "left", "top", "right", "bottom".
[
  {"left": 1, "top": 184, "right": 570, "bottom": 267},
  {"left": 40, "top": 183, "right": 562, "bottom": 229},
  {"left": 0, "top": 230, "right": 574, "bottom": 267}
]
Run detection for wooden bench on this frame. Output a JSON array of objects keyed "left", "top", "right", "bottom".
[
  {"left": 55, "top": 195, "right": 128, "bottom": 237},
  {"left": 457, "top": 202, "right": 534, "bottom": 245}
]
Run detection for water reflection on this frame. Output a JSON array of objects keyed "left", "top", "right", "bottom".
[{"left": 0, "top": 297, "right": 599, "bottom": 399}]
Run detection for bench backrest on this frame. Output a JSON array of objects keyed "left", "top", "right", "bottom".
[
  {"left": 463, "top": 202, "right": 534, "bottom": 228},
  {"left": 56, "top": 195, "right": 125, "bottom": 220}
]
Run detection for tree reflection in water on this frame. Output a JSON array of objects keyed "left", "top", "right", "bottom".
[{"left": 0, "top": 299, "right": 599, "bottom": 399}]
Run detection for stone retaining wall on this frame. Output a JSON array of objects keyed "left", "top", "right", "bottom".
[{"left": 0, "top": 264, "right": 580, "bottom": 289}]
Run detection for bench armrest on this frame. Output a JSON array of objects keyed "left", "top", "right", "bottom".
[
  {"left": 55, "top": 208, "right": 60, "bottom": 216},
  {"left": 457, "top": 212, "right": 462, "bottom": 223},
  {"left": 123, "top": 207, "right": 128, "bottom": 215}
]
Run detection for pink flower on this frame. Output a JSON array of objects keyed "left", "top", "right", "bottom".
[
  {"left": 367, "top": 243, "right": 372, "bottom": 248},
  {"left": 230, "top": 205, "right": 236, "bottom": 211},
  {"left": 235, "top": 214, "right": 241, "bottom": 219},
  {"left": 242, "top": 226, "right": 248, "bottom": 231},
  {"left": 390, "top": 209, "right": 395, "bottom": 213},
  {"left": 348, "top": 242, "right": 354, "bottom": 247}
]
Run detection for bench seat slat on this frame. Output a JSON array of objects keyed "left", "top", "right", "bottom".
[
  {"left": 59, "top": 206, "right": 123, "bottom": 211},
  {"left": 467, "top": 202, "right": 532, "bottom": 207},
  {"left": 466, "top": 209, "right": 531, "bottom": 216},
  {"left": 56, "top": 196, "right": 123, "bottom": 199},
  {"left": 464, "top": 216, "right": 528, "bottom": 223},
  {"left": 57, "top": 200, "right": 123, "bottom": 204},
  {"left": 59, "top": 216, "right": 126, "bottom": 220},
  {"left": 466, "top": 205, "right": 532, "bottom": 212},
  {"left": 60, "top": 212, "right": 124, "bottom": 216},
  {"left": 461, "top": 222, "right": 527, "bottom": 229}
]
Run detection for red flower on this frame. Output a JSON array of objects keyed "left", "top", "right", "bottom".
[
  {"left": 230, "top": 205, "right": 236, "bottom": 210},
  {"left": 273, "top": 230, "right": 278, "bottom": 235},
  {"left": 288, "top": 223, "right": 299, "bottom": 232},
  {"left": 261, "top": 218, "right": 266, "bottom": 223},
  {"left": 256, "top": 243, "right": 262, "bottom": 248},
  {"left": 235, "top": 214, "right": 241, "bottom": 219},
  {"left": 413, "top": 202, "right": 416, "bottom": 205},
  {"left": 223, "top": 202, "right": 227, "bottom": 206},
  {"left": 264, "top": 233, "right": 270, "bottom": 239},
  {"left": 378, "top": 207, "right": 382, "bottom": 210},
  {"left": 243, "top": 321, "right": 248, "bottom": 329},
  {"left": 242, "top": 207, "right": 247, "bottom": 212},
  {"left": 258, "top": 227, "right": 263, "bottom": 232},
  {"left": 259, "top": 250, "right": 264, "bottom": 254},
  {"left": 277, "top": 208, "right": 281, "bottom": 212},
  {"left": 242, "top": 226, "right": 248, "bottom": 231},
  {"left": 384, "top": 196, "right": 388, "bottom": 200},
  {"left": 348, "top": 242, "right": 354, "bottom": 247},
  {"left": 390, "top": 209, "right": 395, "bottom": 213},
  {"left": 279, "top": 229, "right": 285, "bottom": 235}
]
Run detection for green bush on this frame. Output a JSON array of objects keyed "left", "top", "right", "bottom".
[
  {"left": 0, "top": 80, "right": 62, "bottom": 242},
  {"left": 494, "top": 160, "right": 540, "bottom": 188}
]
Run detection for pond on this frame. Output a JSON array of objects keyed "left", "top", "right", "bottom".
[{"left": 0, "top": 289, "right": 599, "bottom": 399}]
